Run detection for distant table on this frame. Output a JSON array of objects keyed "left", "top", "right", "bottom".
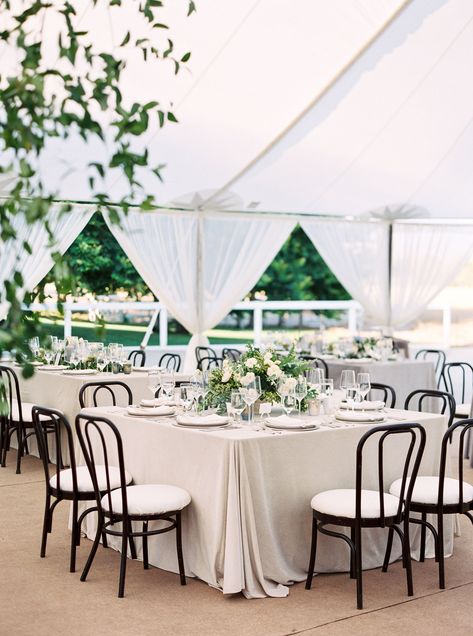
[
  {"left": 80, "top": 405, "right": 452, "bottom": 599},
  {"left": 324, "top": 359, "right": 436, "bottom": 406}
]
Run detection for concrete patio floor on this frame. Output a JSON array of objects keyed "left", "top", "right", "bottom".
[{"left": 0, "top": 454, "right": 472, "bottom": 636}]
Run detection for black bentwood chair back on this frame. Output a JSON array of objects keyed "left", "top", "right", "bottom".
[
  {"left": 75, "top": 413, "right": 191, "bottom": 597},
  {"left": 306, "top": 423, "right": 426, "bottom": 610},
  {"left": 159, "top": 353, "right": 182, "bottom": 372},
  {"left": 222, "top": 348, "right": 241, "bottom": 362},
  {"left": 442, "top": 362, "right": 473, "bottom": 418},
  {"left": 32, "top": 406, "right": 114, "bottom": 573},
  {"left": 415, "top": 349, "right": 446, "bottom": 388},
  {"left": 128, "top": 350, "right": 146, "bottom": 368},
  {"left": 385, "top": 418, "right": 473, "bottom": 589},
  {"left": 195, "top": 346, "right": 219, "bottom": 365},
  {"left": 0, "top": 364, "right": 54, "bottom": 474},
  {"left": 197, "top": 356, "right": 222, "bottom": 372},
  {"left": 78, "top": 381, "right": 133, "bottom": 409},
  {"left": 404, "top": 389, "right": 456, "bottom": 430},
  {"left": 369, "top": 382, "right": 396, "bottom": 409},
  {"left": 299, "top": 355, "right": 329, "bottom": 378}
]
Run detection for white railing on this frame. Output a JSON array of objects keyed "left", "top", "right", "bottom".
[{"left": 27, "top": 299, "right": 362, "bottom": 347}]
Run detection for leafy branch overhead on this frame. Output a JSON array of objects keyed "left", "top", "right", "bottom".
[{"left": 0, "top": 0, "right": 194, "bottom": 370}]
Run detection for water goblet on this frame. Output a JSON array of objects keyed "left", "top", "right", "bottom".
[
  {"left": 294, "top": 376, "right": 308, "bottom": 416},
  {"left": 230, "top": 390, "right": 246, "bottom": 424},
  {"left": 147, "top": 368, "right": 160, "bottom": 404},
  {"left": 160, "top": 370, "right": 175, "bottom": 402},
  {"left": 340, "top": 369, "right": 356, "bottom": 406},
  {"left": 241, "top": 376, "right": 261, "bottom": 425},
  {"left": 356, "top": 373, "right": 371, "bottom": 412}
]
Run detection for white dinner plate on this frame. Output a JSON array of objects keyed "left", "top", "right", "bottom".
[
  {"left": 335, "top": 410, "right": 385, "bottom": 423},
  {"left": 38, "top": 364, "right": 69, "bottom": 371},
  {"left": 339, "top": 400, "right": 384, "bottom": 411},
  {"left": 62, "top": 369, "right": 98, "bottom": 376},
  {"left": 127, "top": 406, "right": 175, "bottom": 417},
  {"left": 175, "top": 415, "right": 229, "bottom": 427},
  {"left": 264, "top": 416, "right": 319, "bottom": 431}
]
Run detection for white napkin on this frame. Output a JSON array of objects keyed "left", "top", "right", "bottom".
[
  {"left": 340, "top": 400, "right": 384, "bottom": 411},
  {"left": 335, "top": 410, "right": 385, "bottom": 422},
  {"left": 140, "top": 397, "right": 176, "bottom": 407},
  {"left": 175, "top": 414, "right": 228, "bottom": 427},
  {"left": 127, "top": 405, "right": 175, "bottom": 417},
  {"left": 265, "top": 415, "right": 317, "bottom": 430}
]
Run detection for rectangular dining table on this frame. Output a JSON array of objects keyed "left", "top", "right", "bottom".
[
  {"left": 323, "top": 359, "right": 436, "bottom": 406},
  {"left": 79, "top": 405, "right": 453, "bottom": 599}
]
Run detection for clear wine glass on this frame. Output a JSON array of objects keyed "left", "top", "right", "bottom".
[
  {"left": 190, "top": 373, "right": 204, "bottom": 412},
  {"left": 294, "top": 376, "right": 308, "bottom": 416},
  {"left": 241, "top": 376, "right": 261, "bottom": 425},
  {"left": 96, "top": 353, "right": 108, "bottom": 374},
  {"left": 357, "top": 372, "right": 371, "bottom": 412},
  {"left": 178, "top": 385, "right": 194, "bottom": 413},
  {"left": 147, "top": 369, "right": 160, "bottom": 403},
  {"left": 230, "top": 390, "right": 246, "bottom": 424},
  {"left": 160, "top": 370, "right": 175, "bottom": 402},
  {"left": 29, "top": 337, "right": 40, "bottom": 359},
  {"left": 306, "top": 367, "right": 324, "bottom": 393},
  {"left": 282, "top": 394, "right": 295, "bottom": 416},
  {"left": 340, "top": 370, "right": 356, "bottom": 399}
]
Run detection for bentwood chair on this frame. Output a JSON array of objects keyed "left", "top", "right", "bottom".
[
  {"left": 195, "top": 346, "right": 218, "bottom": 366},
  {"left": 197, "top": 356, "right": 222, "bottom": 372},
  {"left": 305, "top": 423, "right": 426, "bottom": 610},
  {"left": 222, "top": 348, "right": 241, "bottom": 362},
  {"left": 415, "top": 349, "right": 446, "bottom": 389},
  {"left": 128, "top": 350, "right": 146, "bottom": 368},
  {"left": 369, "top": 382, "right": 396, "bottom": 409},
  {"left": 0, "top": 365, "right": 53, "bottom": 474},
  {"left": 75, "top": 413, "right": 191, "bottom": 597},
  {"left": 404, "top": 389, "right": 456, "bottom": 431},
  {"left": 159, "top": 353, "right": 182, "bottom": 372},
  {"left": 32, "top": 406, "right": 132, "bottom": 572},
  {"left": 299, "top": 355, "right": 329, "bottom": 378},
  {"left": 78, "top": 381, "right": 133, "bottom": 409},
  {"left": 441, "top": 362, "right": 473, "bottom": 419},
  {"left": 385, "top": 418, "right": 473, "bottom": 589}
]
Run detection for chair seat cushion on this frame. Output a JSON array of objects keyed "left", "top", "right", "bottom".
[
  {"left": 50, "top": 465, "right": 132, "bottom": 493},
  {"left": 390, "top": 476, "right": 473, "bottom": 505},
  {"left": 310, "top": 489, "right": 400, "bottom": 519},
  {"left": 455, "top": 402, "right": 471, "bottom": 418},
  {"left": 10, "top": 400, "right": 50, "bottom": 423},
  {"left": 101, "top": 484, "right": 191, "bottom": 516}
]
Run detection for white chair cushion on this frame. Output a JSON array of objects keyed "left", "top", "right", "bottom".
[
  {"left": 390, "top": 476, "right": 473, "bottom": 505},
  {"left": 455, "top": 403, "right": 471, "bottom": 418},
  {"left": 101, "top": 484, "right": 191, "bottom": 516},
  {"left": 50, "top": 465, "right": 132, "bottom": 493},
  {"left": 10, "top": 400, "right": 49, "bottom": 423},
  {"left": 311, "top": 489, "right": 400, "bottom": 519}
]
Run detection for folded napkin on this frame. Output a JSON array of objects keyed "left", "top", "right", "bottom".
[
  {"left": 265, "top": 415, "right": 317, "bottom": 430},
  {"left": 340, "top": 400, "right": 384, "bottom": 411},
  {"left": 127, "top": 405, "right": 175, "bottom": 417},
  {"left": 335, "top": 409, "right": 385, "bottom": 423},
  {"left": 175, "top": 414, "right": 228, "bottom": 427},
  {"left": 140, "top": 397, "right": 176, "bottom": 407}
]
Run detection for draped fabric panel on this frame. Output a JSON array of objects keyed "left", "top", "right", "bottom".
[
  {"left": 105, "top": 210, "right": 295, "bottom": 370},
  {"left": 302, "top": 219, "right": 473, "bottom": 329},
  {"left": 0, "top": 205, "right": 94, "bottom": 319}
]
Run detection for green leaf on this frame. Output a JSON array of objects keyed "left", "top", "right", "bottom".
[
  {"left": 181, "top": 52, "right": 191, "bottom": 63},
  {"left": 167, "top": 111, "right": 178, "bottom": 123},
  {"left": 120, "top": 31, "right": 130, "bottom": 46}
]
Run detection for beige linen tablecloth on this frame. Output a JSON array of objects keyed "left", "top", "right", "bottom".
[
  {"left": 80, "top": 406, "right": 451, "bottom": 599},
  {"left": 325, "top": 359, "right": 436, "bottom": 406}
]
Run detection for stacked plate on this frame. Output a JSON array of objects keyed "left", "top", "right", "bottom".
[
  {"left": 175, "top": 415, "right": 229, "bottom": 429},
  {"left": 336, "top": 400, "right": 385, "bottom": 423},
  {"left": 127, "top": 405, "right": 175, "bottom": 417},
  {"left": 264, "top": 415, "right": 318, "bottom": 431}
]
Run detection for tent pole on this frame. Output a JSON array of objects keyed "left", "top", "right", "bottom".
[
  {"left": 386, "top": 222, "right": 393, "bottom": 336},
  {"left": 196, "top": 210, "right": 204, "bottom": 343}
]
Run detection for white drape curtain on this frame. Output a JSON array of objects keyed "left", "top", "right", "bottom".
[
  {"left": 104, "top": 210, "right": 295, "bottom": 371},
  {"left": 302, "top": 219, "right": 473, "bottom": 328},
  {"left": 0, "top": 204, "right": 94, "bottom": 319}
]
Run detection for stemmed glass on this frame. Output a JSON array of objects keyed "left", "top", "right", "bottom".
[
  {"left": 306, "top": 367, "right": 324, "bottom": 394},
  {"left": 357, "top": 372, "right": 371, "bottom": 412},
  {"left": 240, "top": 376, "right": 261, "bottom": 426},
  {"left": 160, "top": 370, "right": 175, "bottom": 402},
  {"left": 277, "top": 376, "right": 292, "bottom": 411},
  {"left": 147, "top": 368, "right": 160, "bottom": 404},
  {"left": 177, "top": 385, "right": 194, "bottom": 413},
  {"left": 294, "top": 376, "right": 308, "bottom": 416},
  {"left": 230, "top": 390, "right": 246, "bottom": 424},
  {"left": 340, "top": 370, "right": 356, "bottom": 412},
  {"left": 96, "top": 352, "right": 109, "bottom": 374},
  {"left": 190, "top": 373, "right": 204, "bottom": 412},
  {"left": 29, "top": 337, "right": 40, "bottom": 359}
]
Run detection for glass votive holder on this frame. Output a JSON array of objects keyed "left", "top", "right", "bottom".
[{"left": 122, "top": 361, "right": 132, "bottom": 375}]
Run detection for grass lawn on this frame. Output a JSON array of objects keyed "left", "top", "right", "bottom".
[{"left": 39, "top": 316, "right": 254, "bottom": 346}]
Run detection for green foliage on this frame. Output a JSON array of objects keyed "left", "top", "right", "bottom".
[
  {"left": 253, "top": 225, "right": 349, "bottom": 300},
  {"left": 0, "top": 0, "right": 194, "bottom": 371}
]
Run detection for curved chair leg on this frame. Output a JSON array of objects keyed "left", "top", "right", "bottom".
[
  {"left": 118, "top": 531, "right": 128, "bottom": 598},
  {"left": 382, "top": 527, "right": 394, "bottom": 572},
  {"left": 142, "top": 522, "right": 149, "bottom": 570},
  {"left": 419, "top": 513, "right": 427, "bottom": 562},
  {"left": 80, "top": 523, "right": 102, "bottom": 583},
  {"left": 355, "top": 525, "right": 363, "bottom": 610},
  {"left": 40, "top": 495, "right": 52, "bottom": 558},
  {"left": 305, "top": 515, "right": 318, "bottom": 590},
  {"left": 70, "top": 499, "right": 79, "bottom": 573},
  {"left": 437, "top": 513, "right": 445, "bottom": 589},
  {"left": 176, "top": 512, "right": 186, "bottom": 586}
]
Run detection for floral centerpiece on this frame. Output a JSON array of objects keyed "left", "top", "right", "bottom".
[{"left": 206, "top": 344, "right": 316, "bottom": 413}]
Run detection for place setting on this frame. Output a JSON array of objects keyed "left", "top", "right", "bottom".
[{"left": 331, "top": 370, "right": 386, "bottom": 426}]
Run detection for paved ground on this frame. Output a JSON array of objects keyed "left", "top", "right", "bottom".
[{"left": 0, "top": 454, "right": 472, "bottom": 636}]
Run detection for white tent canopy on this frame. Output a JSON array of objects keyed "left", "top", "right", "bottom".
[{"left": 3, "top": 1, "right": 473, "bottom": 343}]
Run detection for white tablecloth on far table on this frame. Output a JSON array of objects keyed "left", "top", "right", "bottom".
[
  {"left": 324, "top": 359, "right": 436, "bottom": 406},
  {"left": 80, "top": 406, "right": 452, "bottom": 599}
]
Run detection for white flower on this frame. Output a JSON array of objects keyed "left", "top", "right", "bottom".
[
  {"left": 222, "top": 369, "right": 232, "bottom": 383},
  {"left": 267, "top": 364, "right": 282, "bottom": 378},
  {"left": 263, "top": 352, "right": 273, "bottom": 365},
  {"left": 285, "top": 377, "right": 297, "bottom": 390},
  {"left": 240, "top": 372, "right": 255, "bottom": 386},
  {"left": 245, "top": 357, "right": 257, "bottom": 369}
]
